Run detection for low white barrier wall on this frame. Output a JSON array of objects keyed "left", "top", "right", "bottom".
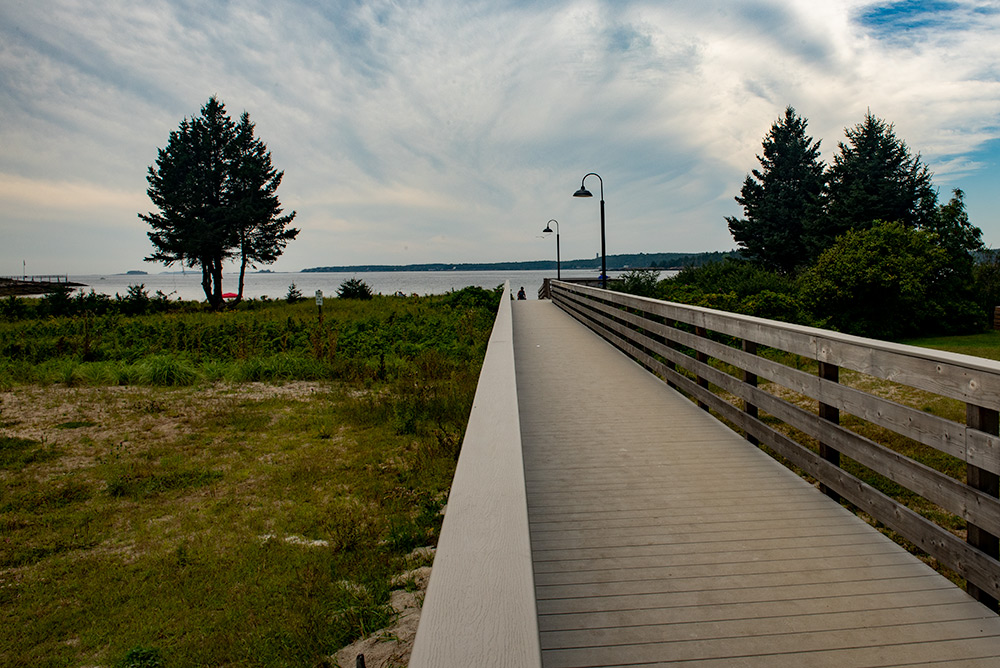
[{"left": 409, "top": 282, "right": 542, "bottom": 667}]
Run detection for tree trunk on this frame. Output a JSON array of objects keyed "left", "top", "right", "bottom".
[
  {"left": 200, "top": 261, "right": 213, "bottom": 304},
  {"left": 237, "top": 233, "right": 247, "bottom": 303},
  {"left": 209, "top": 255, "right": 224, "bottom": 309}
]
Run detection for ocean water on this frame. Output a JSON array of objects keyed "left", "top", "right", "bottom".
[{"left": 67, "top": 269, "right": 655, "bottom": 302}]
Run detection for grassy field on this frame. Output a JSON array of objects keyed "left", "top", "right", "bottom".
[
  {"left": 901, "top": 329, "right": 1000, "bottom": 361},
  {"left": 0, "top": 287, "right": 500, "bottom": 668}
]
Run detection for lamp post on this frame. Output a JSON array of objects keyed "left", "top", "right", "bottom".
[
  {"left": 573, "top": 173, "right": 606, "bottom": 289},
  {"left": 542, "top": 219, "right": 561, "bottom": 280}
]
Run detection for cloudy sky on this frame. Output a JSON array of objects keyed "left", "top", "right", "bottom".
[{"left": 2, "top": 0, "right": 1000, "bottom": 275}]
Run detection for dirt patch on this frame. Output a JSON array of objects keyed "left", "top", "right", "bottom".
[
  {"left": 0, "top": 381, "right": 328, "bottom": 447},
  {"left": 332, "top": 565, "right": 432, "bottom": 668}
]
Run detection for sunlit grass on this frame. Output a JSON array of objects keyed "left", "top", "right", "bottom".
[{"left": 0, "top": 288, "right": 498, "bottom": 667}]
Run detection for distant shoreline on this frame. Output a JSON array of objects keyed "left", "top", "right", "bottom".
[{"left": 301, "top": 251, "right": 734, "bottom": 274}]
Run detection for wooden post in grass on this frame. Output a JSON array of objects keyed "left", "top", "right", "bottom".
[
  {"left": 818, "top": 361, "right": 841, "bottom": 502},
  {"left": 695, "top": 326, "right": 709, "bottom": 411},
  {"left": 743, "top": 340, "right": 759, "bottom": 445},
  {"left": 967, "top": 403, "right": 999, "bottom": 611}
]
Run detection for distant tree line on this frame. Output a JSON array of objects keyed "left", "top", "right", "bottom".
[
  {"left": 617, "top": 107, "right": 998, "bottom": 339},
  {"left": 302, "top": 251, "right": 734, "bottom": 274}
]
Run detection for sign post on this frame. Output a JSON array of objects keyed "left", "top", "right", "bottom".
[{"left": 315, "top": 290, "right": 324, "bottom": 323}]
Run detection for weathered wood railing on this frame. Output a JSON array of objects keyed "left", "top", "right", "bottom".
[
  {"left": 550, "top": 280, "right": 1000, "bottom": 609},
  {"left": 0, "top": 275, "right": 70, "bottom": 283},
  {"left": 410, "top": 282, "right": 542, "bottom": 667}
]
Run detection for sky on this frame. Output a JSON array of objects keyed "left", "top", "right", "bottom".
[{"left": 2, "top": 0, "right": 1000, "bottom": 275}]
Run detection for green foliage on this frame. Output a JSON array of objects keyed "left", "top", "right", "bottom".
[
  {"left": 719, "top": 108, "right": 988, "bottom": 338},
  {"left": 284, "top": 282, "right": 304, "bottom": 303},
  {"left": 140, "top": 97, "right": 298, "bottom": 308},
  {"left": 798, "top": 221, "right": 981, "bottom": 338},
  {"left": 0, "top": 290, "right": 499, "bottom": 386},
  {"left": 652, "top": 260, "right": 808, "bottom": 323},
  {"left": 1, "top": 295, "right": 28, "bottom": 320},
  {"left": 0, "top": 287, "right": 493, "bottom": 665},
  {"left": 726, "top": 106, "right": 825, "bottom": 273},
  {"left": 337, "top": 277, "right": 374, "bottom": 300},
  {"left": 0, "top": 436, "right": 54, "bottom": 470},
  {"left": 3, "top": 286, "right": 173, "bottom": 321},
  {"left": 132, "top": 355, "right": 200, "bottom": 386},
  {"left": 973, "top": 249, "right": 1000, "bottom": 318},
  {"left": 116, "top": 647, "right": 164, "bottom": 668},
  {"left": 810, "top": 111, "right": 938, "bottom": 254},
  {"left": 618, "top": 268, "right": 661, "bottom": 298}
]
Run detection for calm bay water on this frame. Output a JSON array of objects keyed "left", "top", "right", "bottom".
[{"left": 68, "top": 269, "right": 653, "bottom": 302}]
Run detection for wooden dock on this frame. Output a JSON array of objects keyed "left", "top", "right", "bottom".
[{"left": 513, "top": 299, "right": 1000, "bottom": 667}]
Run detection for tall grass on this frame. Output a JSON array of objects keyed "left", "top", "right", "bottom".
[{"left": 0, "top": 286, "right": 500, "bottom": 667}]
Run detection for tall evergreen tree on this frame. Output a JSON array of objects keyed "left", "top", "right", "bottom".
[
  {"left": 813, "top": 111, "right": 937, "bottom": 252},
  {"left": 228, "top": 112, "right": 298, "bottom": 301},
  {"left": 726, "top": 106, "right": 825, "bottom": 274},
  {"left": 140, "top": 97, "right": 297, "bottom": 307}
]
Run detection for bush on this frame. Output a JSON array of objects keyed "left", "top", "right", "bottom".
[
  {"left": 656, "top": 259, "right": 806, "bottom": 322},
  {"left": 617, "top": 268, "right": 661, "bottom": 298},
  {"left": 665, "top": 259, "right": 797, "bottom": 298},
  {"left": 973, "top": 249, "right": 1000, "bottom": 321},
  {"left": 798, "top": 220, "right": 982, "bottom": 338},
  {"left": 337, "top": 277, "right": 374, "bottom": 300},
  {"left": 0, "top": 296, "right": 29, "bottom": 321},
  {"left": 116, "top": 646, "right": 164, "bottom": 668},
  {"left": 285, "top": 283, "right": 304, "bottom": 303}
]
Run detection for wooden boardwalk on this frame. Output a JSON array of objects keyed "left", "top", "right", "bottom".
[{"left": 513, "top": 300, "right": 1000, "bottom": 667}]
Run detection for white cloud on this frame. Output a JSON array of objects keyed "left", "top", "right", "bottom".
[{"left": 2, "top": 0, "right": 1000, "bottom": 274}]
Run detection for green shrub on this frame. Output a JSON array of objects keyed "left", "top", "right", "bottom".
[
  {"left": 665, "top": 259, "right": 797, "bottom": 298},
  {"left": 798, "top": 220, "right": 981, "bottom": 338},
  {"left": 617, "top": 268, "right": 661, "bottom": 297},
  {"left": 337, "top": 277, "right": 374, "bottom": 300},
  {"left": 133, "top": 355, "right": 200, "bottom": 386},
  {"left": 116, "top": 646, "right": 164, "bottom": 668},
  {"left": 285, "top": 283, "right": 304, "bottom": 303}
]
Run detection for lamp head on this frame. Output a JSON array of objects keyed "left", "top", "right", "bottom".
[
  {"left": 573, "top": 186, "right": 593, "bottom": 198},
  {"left": 542, "top": 225, "right": 553, "bottom": 233}
]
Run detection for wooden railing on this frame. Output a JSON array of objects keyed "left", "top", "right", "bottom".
[
  {"left": 0, "top": 275, "right": 70, "bottom": 283},
  {"left": 410, "top": 282, "right": 542, "bottom": 667},
  {"left": 538, "top": 276, "right": 606, "bottom": 300},
  {"left": 550, "top": 280, "right": 1000, "bottom": 609}
]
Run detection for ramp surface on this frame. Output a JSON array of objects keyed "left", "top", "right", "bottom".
[{"left": 513, "top": 300, "right": 1000, "bottom": 667}]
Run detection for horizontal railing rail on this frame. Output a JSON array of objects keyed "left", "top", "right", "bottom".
[
  {"left": 0, "top": 275, "right": 70, "bottom": 283},
  {"left": 550, "top": 280, "right": 1000, "bottom": 609},
  {"left": 410, "top": 281, "right": 542, "bottom": 667}
]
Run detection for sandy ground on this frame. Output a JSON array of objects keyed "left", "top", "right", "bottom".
[
  {"left": 332, "top": 563, "right": 432, "bottom": 668},
  {"left": 1, "top": 382, "right": 433, "bottom": 667}
]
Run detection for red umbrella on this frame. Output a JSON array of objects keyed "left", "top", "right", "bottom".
[{"left": 222, "top": 292, "right": 238, "bottom": 299}]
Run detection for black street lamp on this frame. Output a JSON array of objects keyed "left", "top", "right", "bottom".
[
  {"left": 542, "top": 219, "right": 561, "bottom": 280},
  {"left": 573, "top": 173, "right": 606, "bottom": 289}
]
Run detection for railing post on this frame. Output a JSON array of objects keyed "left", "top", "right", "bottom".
[
  {"left": 967, "top": 403, "right": 999, "bottom": 611},
  {"left": 818, "top": 361, "right": 841, "bottom": 502},
  {"left": 743, "top": 340, "right": 759, "bottom": 445},
  {"left": 663, "top": 319, "right": 678, "bottom": 390},
  {"left": 695, "top": 326, "right": 709, "bottom": 411}
]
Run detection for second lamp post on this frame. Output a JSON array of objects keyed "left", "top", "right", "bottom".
[
  {"left": 542, "top": 219, "right": 561, "bottom": 280},
  {"left": 573, "top": 172, "right": 606, "bottom": 289}
]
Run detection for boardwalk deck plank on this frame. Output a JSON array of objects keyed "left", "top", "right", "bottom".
[{"left": 513, "top": 300, "right": 1000, "bottom": 667}]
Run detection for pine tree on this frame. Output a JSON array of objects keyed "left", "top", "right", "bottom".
[
  {"left": 140, "top": 97, "right": 297, "bottom": 307},
  {"left": 726, "top": 107, "right": 825, "bottom": 273},
  {"left": 228, "top": 112, "right": 298, "bottom": 301},
  {"left": 814, "top": 111, "right": 937, "bottom": 252}
]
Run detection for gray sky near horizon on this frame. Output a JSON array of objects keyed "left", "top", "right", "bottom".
[{"left": 2, "top": 0, "right": 1000, "bottom": 275}]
